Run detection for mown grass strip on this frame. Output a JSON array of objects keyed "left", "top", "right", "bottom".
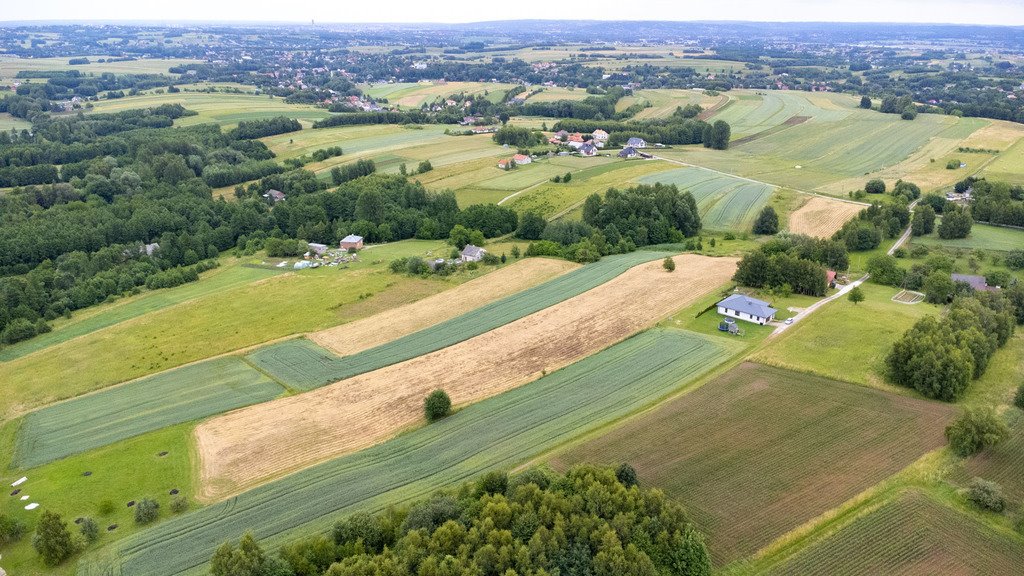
[
  {"left": 80, "top": 328, "right": 739, "bottom": 576},
  {"left": 246, "top": 251, "right": 673, "bottom": 390},
  {"left": 13, "top": 358, "right": 285, "bottom": 469}
]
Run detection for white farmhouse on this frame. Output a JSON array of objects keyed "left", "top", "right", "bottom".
[{"left": 716, "top": 294, "right": 777, "bottom": 325}]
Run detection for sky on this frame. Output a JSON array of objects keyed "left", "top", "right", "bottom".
[{"left": 2, "top": 0, "right": 1024, "bottom": 26}]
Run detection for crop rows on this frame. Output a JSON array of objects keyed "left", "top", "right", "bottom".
[
  {"left": 552, "top": 362, "right": 955, "bottom": 565},
  {"left": 963, "top": 423, "right": 1024, "bottom": 501},
  {"left": 765, "top": 490, "right": 1024, "bottom": 575},
  {"left": 14, "top": 358, "right": 284, "bottom": 469},
  {"left": 246, "top": 250, "right": 671, "bottom": 390},
  {"left": 79, "top": 328, "right": 737, "bottom": 576},
  {"left": 640, "top": 167, "right": 774, "bottom": 230}
]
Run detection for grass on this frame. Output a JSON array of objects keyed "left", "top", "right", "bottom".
[
  {"left": 638, "top": 165, "right": 776, "bottom": 231},
  {"left": 83, "top": 91, "right": 330, "bottom": 129},
  {"left": 913, "top": 222, "right": 1024, "bottom": 252},
  {"left": 245, "top": 250, "right": 672, "bottom": 390},
  {"left": 750, "top": 283, "right": 939, "bottom": 390},
  {"left": 13, "top": 357, "right": 284, "bottom": 469},
  {"left": 0, "top": 240, "right": 453, "bottom": 420},
  {"left": 551, "top": 362, "right": 956, "bottom": 565},
  {"left": 0, "top": 112, "right": 32, "bottom": 131},
  {"left": 79, "top": 328, "right": 742, "bottom": 576},
  {"left": 0, "top": 55, "right": 201, "bottom": 78},
  {"left": 660, "top": 287, "right": 819, "bottom": 343},
  {"left": 0, "top": 424, "right": 196, "bottom": 576},
  {"left": 358, "top": 82, "right": 514, "bottom": 108},
  {"left": 0, "top": 260, "right": 281, "bottom": 362},
  {"left": 759, "top": 489, "right": 1024, "bottom": 575}
]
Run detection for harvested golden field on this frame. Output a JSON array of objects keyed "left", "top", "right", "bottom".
[
  {"left": 195, "top": 254, "right": 737, "bottom": 500},
  {"left": 788, "top": 195, "right": 864, "bottom": 238},
  {"left": 310, "top": 257, "right": 579, "bottom": 356}
]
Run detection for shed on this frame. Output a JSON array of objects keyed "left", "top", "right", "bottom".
[
  {"left": 717, "top": 294, "right": 777, "bottom": 325},
  {"left": 307, "top": 242, "right": 328, "bottom": 256}
]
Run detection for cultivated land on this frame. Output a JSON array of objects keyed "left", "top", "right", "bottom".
[
  {"left": 552, "top": 362, "right": 956, "bottom": 565},
  {"left": 912, "top": 221, "right": 1024, "bottom": 252},
  {"left": 310, "top": 257, "right": 579, "bottom": 355},
  {"left": 629, "top": 89, "right": 724, "bottom": 120},
  {"left": 762, "top": 490, "right": 1024, "bottom": 575},
  {"left": 84, "top": 90, "right": 331, "bottom": 128},
  {"left": 81, "top": 329, "right": 741, "bottom": 576},
  {"left": 750, "top": 283, "right": 939, "bottom": 389},
  {"left": 0, "top": 240, "right": 458, "bottom": 420},
  {"left": 0, "top": 55, "right": 200, "bottom": 78},
  {"left": 359, "top": 81, "right": 513, "bottom": 108},
  {"left": 196, "top": 254, "right": 737, "bottom": 499},
  {"left": 244, "top": 250, "right": 668, "bottom": 391},
  {"left": 638, "top": 165, "right": 776, "bottom": 230},
  {"left": 787, "top": 195, "right": 865, "bottom": 237}
]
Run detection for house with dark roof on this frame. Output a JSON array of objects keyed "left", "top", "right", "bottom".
[
  {"left": 460, "top": 244, "right": 487, "bottom": 262},
  {"left": 263, "top": 189, "right": 286, "bottom": 203},
  {"left": 579, "top": 143, "right": 599, "bottom": 157},
  {"left": 626, "top": 137, "right": 647, "bottom": 148},
  {"left": 717, "top": 294, "right": 777, "bottom": 325},
  {"left": 618, "top": 146, "right": 638, "bottom": 159},
  {"left": 952, "top": 273, "right": 998, "bottom": 292}
]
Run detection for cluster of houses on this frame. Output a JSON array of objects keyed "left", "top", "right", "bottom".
[
  {"left": 292, "top": 235, "right": 364, "bottom": 269},
  {"left": 334, "top": 94, "right": 383, "bottom": 112},
  {"left": 497, "top": 154, "right": 533, "bottom": 170}
]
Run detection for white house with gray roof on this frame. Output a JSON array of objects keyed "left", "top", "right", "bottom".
[
  {"left": 460, "top": 244, "right": 487, "bottom": 262},
  {"left": 717, "top": 294, "right": 777, "bottom": 325}
]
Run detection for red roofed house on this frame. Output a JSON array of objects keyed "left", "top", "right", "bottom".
[
  {"left": 826, "top": 270, "right": 837, "bottom": 288},
  {"left": 513, "top": 154, "right": 532, "bottom": 165}
]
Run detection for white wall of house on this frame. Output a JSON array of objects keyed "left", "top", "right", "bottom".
[{"left": 717, "top": 306, "right": 771, "bottom": 325}]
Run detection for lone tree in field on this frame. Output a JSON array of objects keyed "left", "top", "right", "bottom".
[
  {"left": 848, "top": 286, "right": 865, "bottom": 304},
  {"left": 134, "top": 498, "right": 159, "bottom": 525},
  {"left": 865, "top": 179, "right": 887, "bottom": 194},
  {"left": 860, "top": 96, "right": 872, "bottom": 109},
  {"left": 33, "top": 510, "right": 76, "bottom": 566},
  {"left": 945, "top": 408, "right": 1009, "bottom": 457},
  {"left": 424, "top": 389, "right": 452, "bottom": 422},
  {"left": 752, "top": 206, "right": 779, "bottom": 235},
  {"left": 663, "top": 257, "right": 676, "bottom": 272}
]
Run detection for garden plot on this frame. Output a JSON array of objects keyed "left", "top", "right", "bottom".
[
  {"left": 552, "top": 362, "right": 955, "bottom": 565},
  {"left": 198, "top": 254, "right": 738, "bottom": 499},
  {"left": 639, "top": 166, "right": 775, "bottom": 230},
  {"left": 81, "top": 329, "right": 740, "bottom": 576},
  {"left": 787, "top": 195, "right": 864, "bottom": 238}
]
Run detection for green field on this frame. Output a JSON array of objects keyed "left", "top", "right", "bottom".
[
  {"left": 552, "top": 362, "right": 955, "bottom": 565},
  {"left": 761, "top": 490, "right": 1024, "bottom": 575},
  {"left": 912, "top": 221, "right": 1024, "bottom": 252},
  {"left": 0, "top": 240, "right": 451, "bottom": 420},
  {"left": 638, "top": 165, "right": 776, "bottom": 230},
  {"left": 0, "top": 261, "right": 281, "bottom": 362},
  {"left": 709, "top": 91, "right": 849, "bottom": 138},
  {"left": 80, "top": 328, "right": 742, "bottom": 576},
  {"left": 0, "top": 55, "right": 200, "bottom": 79},
  {"left": 0, "top": 112, "right": 32, "bottom": 131},
  {"left": 0, "top": 424, "right": 196, "bottom": 576},
  {"left": 750, "top": 283, "right": 939, "bottom": 390},
  {"left": 630, "top": 88, "right": 723, "bottom": 120},
  {"left": 245, "top": 250, "right": 671, "bottom": 390},
  {"left": 83, "top": 91, "right": 330, "bottom": 129},
  {"left": 13, "top": 357, "right": 284, "bottom": 468},
  {"left": 979, "top": 133, "right": 1024, "bottom": 185},
  {"left": 358, "top": 81, "right": 513, "bottom": 108}
]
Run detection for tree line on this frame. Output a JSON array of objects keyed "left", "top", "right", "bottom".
[{"left": 733, "top": 234, "right": 849, "bottom": 296}]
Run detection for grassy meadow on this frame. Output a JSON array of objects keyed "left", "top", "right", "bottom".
[
  {"left": 0, "top": 55, "right": 200, "bottom": 79},
  {"left": 912, "top": 221, "right": 1024, "bottom": 252},
  {"left": 359, "top": 81, "right": 514, "bottom": 108},
  {"left": 84, "top": 90, "right": 331, "bottom": 128}
]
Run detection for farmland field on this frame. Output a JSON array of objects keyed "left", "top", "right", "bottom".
[
  {"left": 0, "top": 261, "right": 281, "bottom": 362},
  {"left": 551, "top": 362, "right": 956, "bottom": 565},
  {"left": 0, "top": 112, "right": 32, "bottom": 131},
  {"left": 359, "top": 81, "right": 514, "bottom": 108},
  {"left": 750, "top": 283, "right": 939, "bottom": 389},
  {"left": 912, "top": 222, "right": 1024, "bottom": 252},
  {"left": 629, "top": 88, "right": 725, "bottom": 120},
  {"left": 524, "top": 86, "right": 592, "bottom": 102},
  {"left": 0, "top": 55, "right": 201, "bottom": 78},
  {"left": 198, "top": 254, "right": 737, "bottom": 498},
  {"left": 638, "top": 165, "right": 776, "bottom": 230},
  {"left": 708, "top": 91, "right": 849, "bottom": 139},
  {"left": 80, "top": 328, "right": 741, "bottom": 576},
  {"left": 787, "top": 195, "right": 865, "bottom": 237},
  {"left": 13, "top": 357, "right": 284, "bottom": 468},
  {"left": 245, "top": 250, "right": 670, "bottom": 391},
  {"left": 761, "top": 490, "right": 1024, "bottom": 575},
  {"left": 83, "top": 90, "right": 331, "bottom": 128}
]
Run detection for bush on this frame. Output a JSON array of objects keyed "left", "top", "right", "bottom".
[
  {"left": 170, "top": 496, "right": 190, "bottom": 514},
  {"left": 134, "top": 498, "right": 159, "bottom": 525},
  {"left": 475, "top": 470, "right": 509, "bottom": 496},
  {"left": 663, "top": 257, "right": 676, "bottom": 272},
  {"left": 865, "top": 179, "right": 886, "bottom": 194},
  {"left": 967, "top": 478, "right": 1006, "bottom": 512},
  {"left": 946, "top": 159, "right": 961, "bottom": 170},
  {"left": 615, "top": 463, "right": 638, "bottom": 488},
  {"left": 847, "top": 286, "right": 865, "bottom": 304},
  {"left": 946, "top": 408, "right": 1010, "bottom": 456},
  {"left": 752, "top": 206, "right": 779, "bottom": 235},
  {"left": 333, "top": 511, "right": 392, "bottom": 552},
  {"left": 79, "top": 517, "right": 99, "bottom": 543},
  {"left": 424, "top": 389, "right": 452, "bottom": 422},
  {"left": 0, "top": 513, "right": 27, "bottom": 545}
]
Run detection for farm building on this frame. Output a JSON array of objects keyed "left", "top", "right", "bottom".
[
  {"left": 826, "top": 270, "right": 837, "bottom": 288},
  {"left": 460, "top": 244, "right": 487, "bottom": 262},
  {"left": 626, "top": 137, "right": 647, "bottom": 148},
  {"left": 307, "top": 242, "right": 328, "bottom": 256},
  {"left": 339, "top": 235, "right": 364, "bottom": 251},
  {"left": 497, "top": 159, "right": 512, "bottom": 170},
  {"left": 263, "top": 189, "right": 286, "bottom": 203},
  {"left": 619, "top": 146, "right": 639, "bottom": 159},
  {"left": 717, "top": 294, "right": 777, "bottom": 325},
  {"left": 513, "top": 153, "right": 532, "bottom": 165},
  {"left": 952, "top": 273, "right": 999, "bottom": 292},
  {"left": 579, "top": 143, "right": 599, "bottom": 157}
]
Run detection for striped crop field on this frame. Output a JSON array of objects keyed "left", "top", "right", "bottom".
[
  {"left": 245, "top": 250, "right": 672, "bottom": 390},
  {"left": 762, "top": 490, "right": 1024, "bottom": 575},
  {"left": 962, "top": 423, "right": 1024, "bottom": 502},
  {"left": 13, "top": 358, "right": 284, "bottom": 468},
  {"left": 551, "top": 362, "right": 956, "bottom": 565},
  {"left": 639, "top": 166, "right": 775, "bottom": 230},
  {"left": 79, "top": 328, "right": 742, "bottom": 576},
  {"left": 708, "top": 91, "right": 849, "bottom": 138}
]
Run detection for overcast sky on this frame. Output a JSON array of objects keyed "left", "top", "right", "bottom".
[{"left": 3, "top": 0, "right": 1023, "bottom": 26}]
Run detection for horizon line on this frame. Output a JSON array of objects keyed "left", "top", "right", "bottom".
[{"left": 1, "top": 18, "right": 1023, "bottom": 27}]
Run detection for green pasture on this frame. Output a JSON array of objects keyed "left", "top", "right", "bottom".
[
  {"left": 912, "top": 222, "right": 1024, "bottom": 252},
  {"left": 979, "top": 136, "right": 1024, "bottom": 184},
  {"left": 639, "top": 165, "right": 776, "bottom": 230},
  {"left": 83, "top": 91, "right": 330, "bottom": 129},
  {"left": 0, "top": 56, "right": 200, "bottom": 79},
  {"left": 263, "top": 124, "right": 451, "bottom": 161},
  {"left": 760, "top": 489, "right": 1024, "bottom": 575},
  {"left": 750, "top": 283, "right": 940, "bottom": 391},
  {"left": 0, "top": 240, "right": 451, "bottom": 420},
  {"left": 708, "top": 91, "right": 851, "bottom": 138},
  {"left": 357, "top": 81, "right": 513, "bottom": 108},
  {"left": 661, "top": 288, "right": 818, "bottom": 343},
  {"left": 0, "top": 261, "right": 280, "bottom": 362},
  {"left": 13, "top": 357, "right": 284, "bottom": 469},
  {"left": 553, "top": 362, "right": 954, "bottom": 565},
  {"left": 246, "top": 250, "right": 672, "bottom": 390},
  {"left": 80, "top": 328, "right": 740, "bottom": 576},
  {"left": 0, "top": 423, "right": 196, "bottom": 576},
  {"left": 0, "top": 112, "right": 32, "bottom": 131},
  {"left": 523, "top": 86, "right": 591, "bottom": 103},
  {"left": 630, "top": 88, "right": 722, "bottom": 120}
]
